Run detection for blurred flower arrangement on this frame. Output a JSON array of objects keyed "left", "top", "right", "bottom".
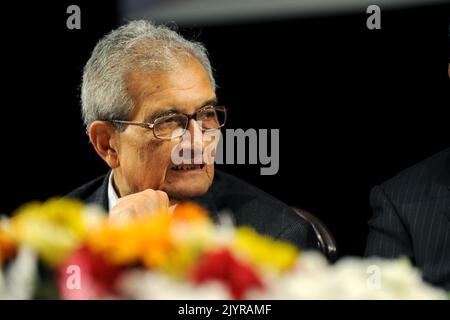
[{"left": 0, "top": 198, "right": 447, "bottom": 300}]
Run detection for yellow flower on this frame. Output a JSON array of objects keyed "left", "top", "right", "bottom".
[
  {"left": 233, "top": 227, "right": 299, "bottom": 273},
  {"left": 158, "top": 243, "right": 201, "bottom": 278},
  {"left": 156, "top": 204, "right": 217, "bottom": 278},
  {"left": 9, "top": 198, "right": 103, "bottom": 268},
  {"left": 160, "top": 222, "right": 216, "bottom": 278}
]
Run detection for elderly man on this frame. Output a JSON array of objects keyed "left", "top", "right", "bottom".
[{"left": 67, "top": 21, "right": 319, "bottom": 251}]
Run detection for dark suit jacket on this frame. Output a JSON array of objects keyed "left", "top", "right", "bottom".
[
  {"left": 365, "top": 147, "right": 450, "bottom": 290},
  {"left": 66, "top": 169, "right": 319, "bottom": 251}
]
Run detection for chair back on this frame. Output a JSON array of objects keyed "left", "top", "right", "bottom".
[{"left": 292, "top": 207, "right": 338, "bottom": 262}]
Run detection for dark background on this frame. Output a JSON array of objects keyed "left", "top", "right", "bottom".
[{"left": 2, "top": 1, "right": 449, "bottom": 258}]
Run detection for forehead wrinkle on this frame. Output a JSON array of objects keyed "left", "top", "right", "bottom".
[
  {"left": 126, "top": 61, "right": 215, "bottom": 121},
  {"left": 139, "top": 81, "right": 213, "bottom": 115},
  {"left": 129, "top": 72, "right": 203, "bottom": 107}
]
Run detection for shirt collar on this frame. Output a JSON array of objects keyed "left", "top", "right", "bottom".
[{"left": 107, "top": 172, "right": 119, "bottom": 212}]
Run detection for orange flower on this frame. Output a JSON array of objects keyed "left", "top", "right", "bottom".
[
  {"left": 171, "top": 202, "right": 210, "bottom": 223},
  {"left": 86, "top": 204, "right": 214, "bottom": 276},
  {"left": 86, "top": 221, "right": 142, "bottom": 266},
  {"left": 0, "top": 228, "right": 16, "bottom": 267},
  {"left": 137, "top": 215, "right": 175, "bottom": 269},
  {"left": 87, "top": 212, "right": 175, "bottom": 269}
]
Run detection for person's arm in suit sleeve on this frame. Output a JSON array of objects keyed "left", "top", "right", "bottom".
[
  {"left": 277, "top": 210, "right": 320, "bottom": 251},
  {"left": 365, "top": 185, "right": 414, "bottom": 260}
]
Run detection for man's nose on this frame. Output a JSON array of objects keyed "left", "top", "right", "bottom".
[{"left": 187, "top": 118, "right": 203, "bottom": 150}]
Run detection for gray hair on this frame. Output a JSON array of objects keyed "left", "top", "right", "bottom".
[{"left": 81, "top": 20, "right": 216, "bottom": 132}]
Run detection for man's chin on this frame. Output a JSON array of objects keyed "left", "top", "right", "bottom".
[
  {"left": 164, "top": 165, "right": 214, "bottom": 199},
  {"left": 165, "top": 186, "right": 210, "bottom": 199},
  {"left": 163, "top": 179, "right": 212, "bottom": 199}
]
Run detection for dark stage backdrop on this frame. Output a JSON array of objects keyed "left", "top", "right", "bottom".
[{"left": 2, "top": 1, "right": 449, "bottom": 258}]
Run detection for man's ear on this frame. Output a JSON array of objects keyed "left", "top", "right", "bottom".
[{"left": 89, "top": 121, "right": 120, "bottom": 169}]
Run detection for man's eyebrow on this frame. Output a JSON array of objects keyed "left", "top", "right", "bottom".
[
  {"left": 199, "top": 98, "right": 218, "bottom": 108},
  {"left": 144, "top": 98, "right": 218, "bottom": 123},
  {"left": 145, "top": 108, "right": 178, "bottom": 122}
]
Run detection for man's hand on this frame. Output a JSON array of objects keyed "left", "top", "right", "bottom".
[{"left": 109, "top": 189, "right": 169, "bottom": 222}]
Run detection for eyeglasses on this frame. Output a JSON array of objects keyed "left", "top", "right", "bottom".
[{"left": 109, "top": 105, "right": 227, "bottom": 140}]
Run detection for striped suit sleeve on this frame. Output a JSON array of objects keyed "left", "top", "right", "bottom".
[{"left": 365, "top": 185, "right": 414, "bottom": 260}]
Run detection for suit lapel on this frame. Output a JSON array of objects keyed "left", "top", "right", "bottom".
[{"left": 85, "top": 172, "right": 110, "bottom": 212}]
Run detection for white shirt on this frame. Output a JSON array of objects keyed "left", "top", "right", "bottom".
[
  {"left": 107, "top": 172, "right": 119, "bottom": 212},
  {"left": 107, "top": 172, "right": 177, "bottom": 213}
]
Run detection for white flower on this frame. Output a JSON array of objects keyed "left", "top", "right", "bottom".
[
  {"left": 248, "top": 253, "right": 447, "bottom": 300},
  {"left": 116, "top": 270, "right": 231, "bottom": 300},
  {"left": 0, "top": 246, "right": 38, "bottom": 300}
]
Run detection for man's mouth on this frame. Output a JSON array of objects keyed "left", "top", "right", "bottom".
[{"left": 171, "top": 164, "right": 205, "bottom": 171}]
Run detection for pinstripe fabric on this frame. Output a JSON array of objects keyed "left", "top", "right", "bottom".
[{"left": 366, "top": 147, "right": 450, "bottom": 290}]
